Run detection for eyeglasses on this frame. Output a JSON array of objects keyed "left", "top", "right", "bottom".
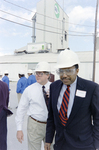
[
  {"left": 56, "top": 68, "right": 76, "bottom": 76},
  {"left": 34, "top": 72, "right": 49, "bottom": 77}
]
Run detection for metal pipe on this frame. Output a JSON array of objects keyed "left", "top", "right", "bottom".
[
  {"left": 92, "top": 0, "right": 98, "bottom": 82},
  {"left": 32, "top": 14, "right": 36, "bottom": 43}
]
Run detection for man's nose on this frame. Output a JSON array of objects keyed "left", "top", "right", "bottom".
[{"left": 62, "top": 72, "right": 68, "bottom": 77}]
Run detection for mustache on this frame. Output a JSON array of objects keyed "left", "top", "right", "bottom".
[{"left": 61, "top": 77, "right": 70, "bottom": 80}]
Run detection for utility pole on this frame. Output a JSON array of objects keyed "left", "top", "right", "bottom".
[
  {"left": 44, "top": 0, "right": 46, "bottom": 42},
  {"left": 62, "top": 0, "right": 64, "bottom": 48},
  {"left": 92, "top": 0, "right": 98, "bottom": 82}
]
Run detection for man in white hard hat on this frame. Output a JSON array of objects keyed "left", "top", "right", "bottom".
[
  {"left": 15, "top": 62, "right": 53, "bottom": 150},
  {"left": 2, "top": 70, "right": 11, "bottom": 108},
  {"left": 45, "top": 49, "right": 99, "bottom": 150},
  {"left": 27, "top": 69, "right": 36, "bottom": 86},
  {"left": 16, "top": 70, "right": 27, "bottom": 104},
  {"left": 2, "top": 70, "right": 10, "bottom": 91}
]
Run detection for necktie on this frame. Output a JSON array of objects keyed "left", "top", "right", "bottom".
[
  {"left": 42, "top": 85, "right": 49, "bottom": 109},
  {"left": 59, "top": 85, "right": 70, "bottom": 126}
]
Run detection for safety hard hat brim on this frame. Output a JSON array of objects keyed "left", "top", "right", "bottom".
[{"left": 56, "top": 49, "right": 80, "bottom": 69}]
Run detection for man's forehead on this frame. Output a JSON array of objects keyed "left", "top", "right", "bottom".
[
  {"left": 59, "top": 66, "right": 75, "bottom": 70},
  {"left": 36, "top": 71, "right": 43, "bottom": 72}
]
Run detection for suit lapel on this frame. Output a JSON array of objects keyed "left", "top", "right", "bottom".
[
  {"left": 53, "top": 80, "right": 63, "bottom": 123},
  {"left": 66, "top": 76, "right": 86, "bottom": 127}
]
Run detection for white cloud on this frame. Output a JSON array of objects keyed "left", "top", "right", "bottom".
[
  {"left": 69, "top": 6, "right": 95, "bottom": 25},
  {"left": 0, "top": 3, "right": 36, "bottom": 25},
  {"left": 12, "top": 32, "right": 21, "bottom": 36},
  {"left": 23, "top": 32, "right": 31, "bottom": 37},
  {"left": 0, "top": 28, "right": 21, "bottom": 37},
  {"left": 68, "top": 6, "right": 95, "bottom": 34},
  {"left": 13, "top": 0, "right": 26, "bottom": 2}
]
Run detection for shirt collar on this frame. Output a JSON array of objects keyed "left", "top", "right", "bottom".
[{"left": 37, "top": 81, "right": 50, "bottom": 89}]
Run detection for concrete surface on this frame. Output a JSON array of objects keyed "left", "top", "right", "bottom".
[{"left": 7, "top": 82, "right": 44, "bottom": 150}]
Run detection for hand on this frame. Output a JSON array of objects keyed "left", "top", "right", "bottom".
[
  {"left": 44, "top": 143, "right": 51, "bottom": 150},
  {"left": 16, "top": 130, "right": 24, "bottom": 143}
]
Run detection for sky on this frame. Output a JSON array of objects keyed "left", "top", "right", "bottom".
[{"left": 0, "top": 0, "right": 98, "bottom": 56}]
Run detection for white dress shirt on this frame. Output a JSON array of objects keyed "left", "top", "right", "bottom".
[
  {"left": 15, "top": 81, "right": 51, "bottom": 130},
  {"left": 57, "top": 77, "right": 77, "bottom": 118}
]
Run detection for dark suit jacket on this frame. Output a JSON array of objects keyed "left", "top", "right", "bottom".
[
  {"left": 0, "top": 81, "right": 12, "bottom": 116},
  {"left": 46, "top": 76, "right": 99, "bottom": 150}
]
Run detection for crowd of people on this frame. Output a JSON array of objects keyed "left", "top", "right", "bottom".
[{"left": 0, "top": 49, "right": 99, "bottom": 150}]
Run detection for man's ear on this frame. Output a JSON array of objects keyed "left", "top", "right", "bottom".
[
  {"left": 47, "top": 74, "right": 50, "bottom": 80},
  {"left": 77, "top": 68, "right": 79, "bottom": 74}
]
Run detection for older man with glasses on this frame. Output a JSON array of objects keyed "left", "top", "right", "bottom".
[
  {"left": 15, "top": 62, "right": 53, "bottom": 150},
  {"left": 45, "top": 49, "right": 99, "bottom": 150}
]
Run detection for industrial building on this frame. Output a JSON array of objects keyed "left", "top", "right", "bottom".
[
  {"left": 0, "top": 50, "right": 99, "bottom": 84},
  {"left": 15, "top": 0, "right": 69, "bottom": 54}
]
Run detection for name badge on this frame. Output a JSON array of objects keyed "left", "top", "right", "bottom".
[{"left": 76, "top": 89, "right": 86, "bottom": 98}]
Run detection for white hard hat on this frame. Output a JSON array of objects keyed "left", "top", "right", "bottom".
[
  {"left": 4, "top": 70, "right": 9, "bottom": 74},
  {"left": 56, "top": 49, "right": 80, "bottom": 69},
  {"left": 19, "top": 70, "right": 25, "bottom": 75},
  {"left": 27, "top": 69, "right": 33, "bottom": 74},
  {"left": 35, "top": 62, "right": 51, "bottom": 72}
]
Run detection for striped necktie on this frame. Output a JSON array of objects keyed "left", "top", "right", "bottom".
[
  {"left": 42, "top": 85, "right": 48, "bottom": 109},
  {"left": 59, "top": 85, "right": 70, "bottom": 126}
]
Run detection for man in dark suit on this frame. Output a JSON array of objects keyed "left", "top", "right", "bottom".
[
  {"left": 45, "top": 49, "right": 99, "bottom": 150},
  {"left": 0, "top": 80, "right": 13, "bottom": 150}
]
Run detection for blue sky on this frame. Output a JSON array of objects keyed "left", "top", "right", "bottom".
[{"left": 0, "top": 0, "right": 98, "bottom": 55}]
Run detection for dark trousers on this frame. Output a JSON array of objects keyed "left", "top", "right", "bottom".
[{"left": 0, "top": 109, "right": 7, "bottom": 150}]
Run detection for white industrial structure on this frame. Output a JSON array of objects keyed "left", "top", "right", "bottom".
[
  {"left": 0, "top": 51, "right": 99, "bottom": 84},
  {"left": 15, "top": 0, "right": 69, "bottom": 54}
]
